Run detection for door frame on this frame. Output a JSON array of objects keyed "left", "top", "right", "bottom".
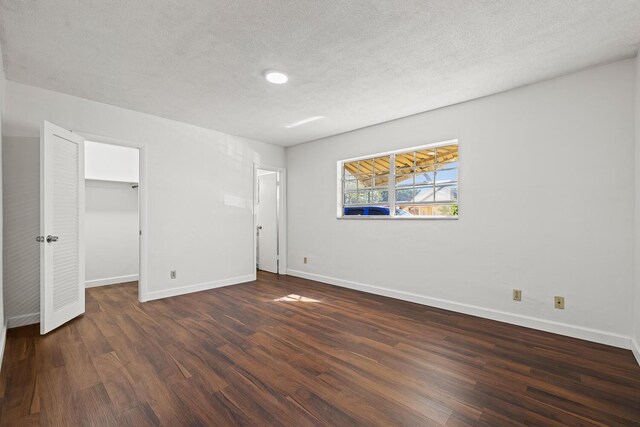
[
  {"left": 77, "top": 132, "right": 149, "bottom": 302},
  {"left": 253, "top": 164, "right": 287, "bottom": 277}
]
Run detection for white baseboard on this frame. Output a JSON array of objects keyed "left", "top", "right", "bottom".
[
  {"left": 86, "top": 274, "right": 139, "bottom": 288},
  {"left": 7, "top": 312, "right": 40, "bottom": 329},
  {"left": 0, "top": 322, "right": 6, "bottom": 371},
  {"left": 288, "top": 270, "right": 632, "bottom": 350},
  {"left": 143, "top": 274, "right": 255, "bottom": 302},
  {"left": 632, "top": 339, "right": 640, "bottom": 366}
]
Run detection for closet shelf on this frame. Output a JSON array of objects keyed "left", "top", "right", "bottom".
[{"left": 85, "top": 177, "right": 139, "bottom": 185}]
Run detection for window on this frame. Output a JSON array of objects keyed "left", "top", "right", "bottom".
[{"left": 339, "top": 141, "right": 458, "bottom": 218}]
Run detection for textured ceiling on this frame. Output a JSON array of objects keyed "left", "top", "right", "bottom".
[{"left": 1, "top": 1, "right": 639, "bottom": 146}]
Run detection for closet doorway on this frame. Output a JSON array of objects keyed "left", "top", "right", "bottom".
[{"left": 84, "top": 139, "right": 142, "bottom": 297}]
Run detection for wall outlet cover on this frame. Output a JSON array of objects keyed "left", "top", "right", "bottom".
[{"left": 513, "top": 289, "right": 522, "bottom": 301}]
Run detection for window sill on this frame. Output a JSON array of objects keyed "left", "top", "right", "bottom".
[{"left": 336, "top": 215, "right": 459, "bottom": 220}]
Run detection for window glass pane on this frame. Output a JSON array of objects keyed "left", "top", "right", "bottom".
[
  {"left": 395, "top": 167, "right": 414, "bottom": 175},
  {"left": 415, "top": 164, "right": 436, "bottom": 173},
  {"left": 344, "top": 207, "right": 364, "bottom": 215},
  {"left": 373, "top": 173, "right": 389, "bottom": 188},
  {"left": 395, "top": 188, "right": 414, "bottom": 203},
  {"left": 357, "top": 175, "right": 372, "bottom": 190},
  {"left": 435, "top": 185, "right": 458, "bottom": 201},
  {"left": 394, "top": 206, "right": 414, "bottom": 216},
  {"left": 395, "top": 152, "right": 414, "bottom": 169},
  {"left": 368, "top": 207, "right": 389, "bottom": 215},
  {"left": 371, "top": 189, "right": 389, "bottom": 203},
  {"left": 414, "top": 186, "right": 435, "bottom": 203},
  {"left": 437, "top": 161, "right": 458, "bottom": 170},
  {"left": 396, "top": 174, "right": 413, "bottom": 187},
  {"left": 344, "top": 172, "right": 357, "bottom": 180},
  {"left": 436, "top": 144, "right": 458, "bottom": 163},
  {"left": 435, "top": 168, "right": 457, "bottom": 183},
  {"left": 344, "top": 170, "right": 357, "bottom": 180},
  {"left": 397, "top": 203, "right": 458, "bottom": 216},
  {"left": 357, "top": 191, "right": 371, "bottom": 204},
  {"left": 359, "top": 159, "right": 374, "bottom": 174},
  {"left": 415, "top": 149, "right": 435, "bottom": 167},
  {"left": 373, "top": 156, "right": 391, "bottom": 172},
  {"left": 344, "top": 161, "right": 358, "bottom": 178},
  {"left": 344, "top": 192, "right": 358, "bottom": 205},
  {"left": 343, "top": 179, "right": 357, "bottom": 191},
  {"left": 414, "top": 171, "right": 435, "bottom": 185}
]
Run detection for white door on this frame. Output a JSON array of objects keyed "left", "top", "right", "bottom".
[
  {"left": 40, "top": 121, "right": 85, "bottom": 334},
  {"left": 257, "top": 171, "right": 278, "bottom": 273}
]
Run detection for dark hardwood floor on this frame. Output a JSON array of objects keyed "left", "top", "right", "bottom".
[{"left": 1, "top": 272, "right": 640, "bottom": 426}]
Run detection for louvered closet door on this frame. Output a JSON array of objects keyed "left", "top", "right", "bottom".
[{"left": 40, "top": 121, "right": 85, "bottom": 334}]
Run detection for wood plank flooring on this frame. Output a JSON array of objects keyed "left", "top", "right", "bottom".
[{"left": 1, "top": 271, "right": 640, "bottom": 426}]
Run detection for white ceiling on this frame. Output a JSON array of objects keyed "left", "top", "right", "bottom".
[{"left": 1, "top": 1, "right": 639, "bottom": 147}]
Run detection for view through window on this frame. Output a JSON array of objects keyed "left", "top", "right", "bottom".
[{"left": 340, "top": 141, "right": 458, "bottom": 218}]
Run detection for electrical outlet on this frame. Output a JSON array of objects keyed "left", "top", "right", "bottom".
[
  {"left": 554, "top": 296, "right": 564, "bottom": 309},
  {"left": 304, "top": 257, "right": 308, "bottom": 264},
  {"left": 170, "top": 270, "right": 177, "bottom": 279},
  {"left": 513, "top": 289, "right": 522, "bottom": 301}
]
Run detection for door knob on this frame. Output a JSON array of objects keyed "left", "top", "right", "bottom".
[
  {"left": 257, "top": 226, "right": 263, "bottom": 230},
  {"left": 46, "top": 235, "right": 59, "bottom": 243}
]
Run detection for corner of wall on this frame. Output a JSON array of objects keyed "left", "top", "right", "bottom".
[
  {"left": 631, "top": 50, "right": 640, "bottom": 364},
  {"left": 633, "top": 337, "right": 640, "bottom": 366},
  {"left": 634, "top": 50, "right": 640, "bottom": 365},
  {"left": 0, "top": 323, "right": 6, "bottom": 371},
  {"left": 0, "top": 38, "right": 6, "bottom": 370}
]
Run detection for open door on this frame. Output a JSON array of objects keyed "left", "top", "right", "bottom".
[
  {"left": 257, "top": 171, "right": 278, "bottom": 273},
  {"left": 39, "top": 121, "right": 85, "bottom": 334}
]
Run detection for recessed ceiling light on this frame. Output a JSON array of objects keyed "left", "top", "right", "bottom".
[
  {"left": 263, "top": 70, "right": 288, "bottom": 84},
  {"left": 284, "top": 116, "right": 325, "bottom": 128}
]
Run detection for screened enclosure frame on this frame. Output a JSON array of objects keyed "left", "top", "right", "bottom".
[{"left": 336, "top": 139, "right": 459, "bottom": 219}]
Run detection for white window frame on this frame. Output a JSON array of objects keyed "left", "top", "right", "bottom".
[{"left": 336, "top": 139, "right": 459, "bottom": 220}]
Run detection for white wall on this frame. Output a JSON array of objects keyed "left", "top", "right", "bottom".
[
  {"left": 2, "top": 81, "right": 285, "bottom": 326},
  {"left": 85, "top": 141, "right": 139, "bottom": 183},
  {"left": 2, "top": 136, "right": 39, "bottom": 327},
  {"left": 287, "top": 59, "right": 636, "bottom": 348},
  {"left": 85, "top": 180, "right": 139, "bottom": 287},
  {"left": 633, "top": 52, "right": 640, "bottom": 362}
]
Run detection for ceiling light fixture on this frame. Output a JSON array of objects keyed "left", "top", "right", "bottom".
[
  {"left": 263, "top": 69, "right": 288, "bottom": 84},
  {"left": 284, "top": 116, "right": 325, "bottom": 128}
]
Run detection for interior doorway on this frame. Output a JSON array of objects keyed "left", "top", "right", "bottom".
[
  {"left": 84, "top": 141, "right": 140, "bottom": 292},
  {"left": 254, "top": 166, "right": 286, "bottom": 275},
  {"left": 37, "top": 123, "right": 148, "bottom": 334}
]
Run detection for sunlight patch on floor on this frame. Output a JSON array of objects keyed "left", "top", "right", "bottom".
[{"left": 273, "top": 294, "right": 320, "bottom": 302}]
